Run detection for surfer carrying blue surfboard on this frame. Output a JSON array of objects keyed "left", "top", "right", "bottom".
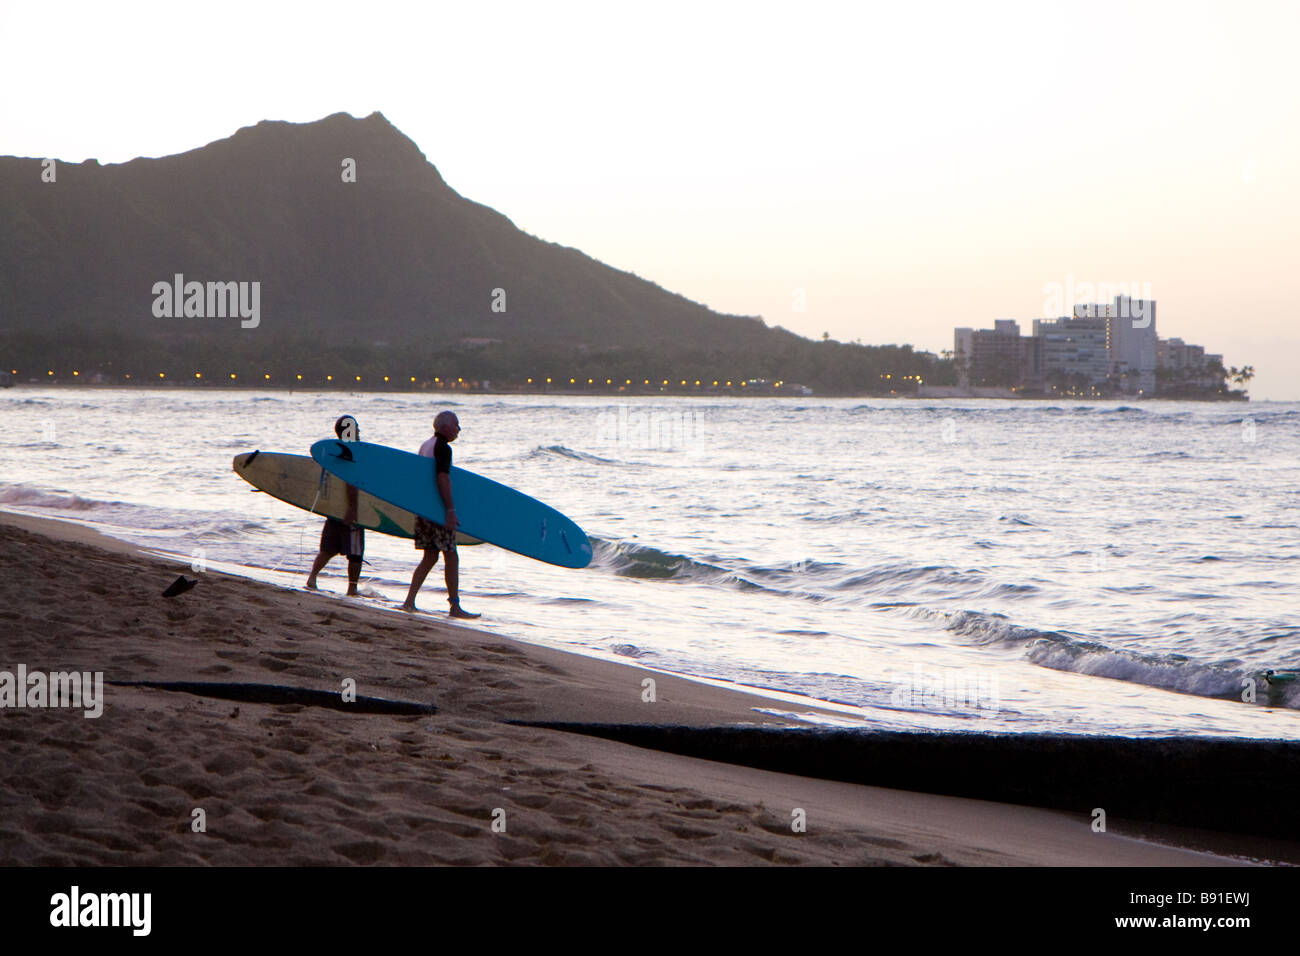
[
  {"left": 306, "top": 415, "right": 364, "bottom": 596},
  {"left": 402, "top": 411, "right": 480, "bottom": 619}
]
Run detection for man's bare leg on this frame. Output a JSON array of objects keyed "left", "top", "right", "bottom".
[
  {"left": 346, "top": 556, "right": 362, "bottom": 597},
  {"left": 305, "top": 551, "right": 332, "bottom": 590},
  {"left": 443, "top": 548, "right": 480, "bottom": 618},
  {"left": 402, "top": 550, "right": 439, "bottom": 611}
]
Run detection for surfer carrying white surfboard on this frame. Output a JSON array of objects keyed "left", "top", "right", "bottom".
[
  {"left": 402, "top": 411, "right": 480, "bottom": 619},
  {"left": 306, "top": 415, "right": 364, "bottom": 596}
]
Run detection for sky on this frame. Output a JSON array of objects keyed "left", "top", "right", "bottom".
[{"left": 3, "top": 0, "right": 1298, "bottom": 397}]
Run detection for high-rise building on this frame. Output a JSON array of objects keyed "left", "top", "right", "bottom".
[
  {"left": 954, "top": 320, "right": 1025, "bottom": 387},
  {"left": 951, "top": 295, "right": 1225, "bottom": 397},
  {"left": 1034, "top": 315, "right": 1110, "bottom": 390},
  {"left": 954, "top": 327, "right": 974, "bottom": 386},
  {"left": 1109, "top": 295, "right": 1157, "bottom": 394},
  {"left": 1156, "top": 337, "right": 1223, "bottom": 389}
]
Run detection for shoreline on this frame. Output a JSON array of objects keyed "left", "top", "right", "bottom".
[
  {"left": 1, "top": 508, "right": 1291, "bottom": 865},
  {"left": 1, "top": 382, "right": 1253, "bottom": 401}
]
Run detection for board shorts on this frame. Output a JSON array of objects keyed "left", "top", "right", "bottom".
[
  {"left": 320, "top": 518, "right": 364, "bottom": 558},
  {"left": 414, "top": 516, "right": 457, "bottom": 554}
]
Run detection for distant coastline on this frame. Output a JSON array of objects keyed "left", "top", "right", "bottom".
[{"left": 0, "top": 381, "right": 1251, "bottom": 401}]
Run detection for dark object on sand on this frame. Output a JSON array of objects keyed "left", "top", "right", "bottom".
[
  {"left": 110, "top": 680, "right": 437, "bottom": 715},
  {"left": 510, "top": 722, "right": 1300, "bottom": 842},
  {"left": 162, "top": 575, "right": 198, "bottom": 598}
]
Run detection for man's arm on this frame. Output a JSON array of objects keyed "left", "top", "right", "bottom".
[
  {"left": 344, "top": 483, "right": 358, "bottom": 526},
  {"left": 437, "top": 472, "right": 457, "bottom": 532}
]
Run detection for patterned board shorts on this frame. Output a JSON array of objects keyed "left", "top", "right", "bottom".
[
  {"left": 414, "top": 516, "right": 457, "bottom": 553},
  {"left": 320, "top": 518, "right": 364, "bottom": 558}
]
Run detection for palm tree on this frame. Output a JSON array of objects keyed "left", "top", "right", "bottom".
[{"left": 1229, "top": 365, "right": 1255, "bottom": 386}]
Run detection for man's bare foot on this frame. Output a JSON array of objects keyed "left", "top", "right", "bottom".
[
  {"left": 401, "top": 602, "right": 417, "bottom": 612},
  {"left": 305, "top": 580, "right": 318, "bottom": 591},
  {"left": 449, "top": 604, "right": 480, "bottom": 619},
  {"left": 347, "top": 588, "right": 360, "bottom": 597}
]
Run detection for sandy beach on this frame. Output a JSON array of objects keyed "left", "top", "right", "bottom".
[{"left": 0, "top": 510, "right": 1258, "bottom": 866}]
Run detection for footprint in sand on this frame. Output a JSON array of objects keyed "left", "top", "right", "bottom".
[
  {"left": 335, "top": 841, "right": 387, "bottom": 864},
  {"left": 636, "top": 783, "right": 683, "bottom": 795},
  {"left": 113, "top": 653, "right": 161, "bottom": 668},
  {"left": 202, "top": 750, "right": 252, "bottom": 775},
  {"left": 912, "top": 852, "right": 957, "bottom": 866},
  {"left": 662, "top": 822, "right": 719, "bottom": 840},
  {"left": 506, "top": 792, "right": 551, "bottom": 810},
  {"left": 863, "top": 836, "right": 908, "bottom": 850}
]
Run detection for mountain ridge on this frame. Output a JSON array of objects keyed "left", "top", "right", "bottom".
[{"left": 0, "top": 111, "right": 942, "bottom": 392}]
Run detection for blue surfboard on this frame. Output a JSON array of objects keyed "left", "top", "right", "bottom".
[{"left": 310, "top": 439, "right": 593, "bottom": 569}]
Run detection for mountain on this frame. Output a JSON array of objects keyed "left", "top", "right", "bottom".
[{"left": 0, "top": 112, "right": 945, "bottom": 391}]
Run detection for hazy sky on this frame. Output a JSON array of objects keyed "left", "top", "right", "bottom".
[{"left": 3, "top": 0, "right": 1297, "bottom": 397}]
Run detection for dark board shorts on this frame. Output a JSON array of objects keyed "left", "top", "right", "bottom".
[
  {"left": 414, "top": 516, "right": 457, "bottom": 554},
  {"left": 320, "top": 518, "right": 364, "bottom": 558}
]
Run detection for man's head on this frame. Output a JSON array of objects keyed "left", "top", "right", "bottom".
[
  {"left": 335, "top": 415, "right": 359, "bottom": 441},
  {"left": 434, "top": 410, "right": 461, "bottom": 442}
]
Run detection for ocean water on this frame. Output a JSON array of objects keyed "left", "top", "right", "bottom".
[{"left": 4, "top": 387, "right": 1300, "bottom": 739}]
